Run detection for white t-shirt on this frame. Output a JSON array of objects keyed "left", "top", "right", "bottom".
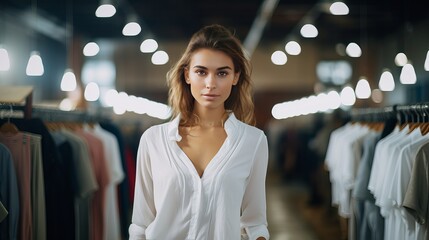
[
  {"left": 129, "top": 113, "right": 269, "bottom": 240},
  {"left": 325, "top": 123, "right": 370, "bottom": 217}
]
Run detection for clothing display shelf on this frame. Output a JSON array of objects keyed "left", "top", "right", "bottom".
[{"left": 0, "top": 85, "right": 33, "bottom": 119}]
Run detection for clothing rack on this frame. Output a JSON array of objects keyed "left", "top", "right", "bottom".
[
  {"left": 0, "top": 104, "right": 107, "bottom": 123},
  {"left": 350, "top": 102, "right": 429, "bottom": 124},
  {"left": 350, "top": 105, "right": 396, "bottom": 122},
  {"left": 0, "top": 85, "right": 112, "bottom": 123},
  {"left": 32, "top": 107, "right": 104, "bottom": 123}
]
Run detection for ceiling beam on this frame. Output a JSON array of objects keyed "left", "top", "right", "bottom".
[{"left": 243, "top": 0, "right": 280, "bottom": 58}]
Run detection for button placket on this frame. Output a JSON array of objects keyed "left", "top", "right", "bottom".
[{"left": 188, "top": 177, "right": 202, "bottom": 239}]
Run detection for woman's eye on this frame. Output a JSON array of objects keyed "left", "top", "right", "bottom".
[
  {"left": 196, "top": 70, "right": 206, "bottom": 76},
  {"left": 218, "top": 71, "right": 228, "bottom": 77}
]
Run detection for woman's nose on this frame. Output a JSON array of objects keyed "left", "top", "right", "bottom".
[{"left": 205, "top": 75, "right": 216, "bottom": 89}]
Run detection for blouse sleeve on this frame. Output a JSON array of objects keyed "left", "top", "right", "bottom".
[
  {"left": 129, "top": 133, "right": 156, "bottom": 240},
  {"left": 240, "top": 133, "right": 270, "bottom": 240}
]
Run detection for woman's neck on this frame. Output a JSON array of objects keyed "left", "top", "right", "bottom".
[{"left": 190, "top": 108, "right": 228, "bottom": 128}]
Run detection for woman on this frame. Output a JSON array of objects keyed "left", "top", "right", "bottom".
[{"left": 129, "top": 24, "right": 269, "bottom": 240}]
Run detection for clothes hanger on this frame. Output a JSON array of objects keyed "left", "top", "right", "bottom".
[
  {"left": 0, "top": 105, "right": 20, "bottom": 134},
  {"left": 406, "top": 107, "right": 419, "bottom": 134},
  {"left": 420, "top": 105, "right": 429, "bottom": 135},
  {"left": 398, "top": 110, "right": 408, "bottom": 131}
]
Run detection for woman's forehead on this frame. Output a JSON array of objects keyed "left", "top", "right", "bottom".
[{"left": 189, "top": 49, "right": 234, "bottom": 69}]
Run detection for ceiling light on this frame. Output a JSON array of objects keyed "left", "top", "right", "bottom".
[
  {"left": 60, "top": 68, "right": 77, "bottom": 91},
  {"left": 26, "top": 51, "right": 44, "bottom": 76},
  {"left": 95, "top": 0, "right": 116, "bottom": 18},
  {"left": 400, "top": 62, "right": 417, "bottom": 84},
  {"left": 84, "top": 82, "right": 100, "bottom": 101},
  {"left": 284, "top": 41, "right": 301, "bottom": 55},
  {"left": 151, "top": 51, "right": 169, "bottom": 65},
  {"left": 345, "top": 42, "right": 362, "bottom": 57},
  {"left": 300, "top": 24, "right": 318, "bottom": 38},
  {"left": 0, "top": 46, "right": 11, "bottom": 71},
  {"left": 83, "top": 42, "right": 100, "bottom": 56},
  {"left": 378, "top": 69, "right": 395, "bottom": 91},
  {"left": 113, "top": 91, "right": 128, "bottom": 115},
  {"left": 394, "top": 52, "right": 408, "bottom": 66},
  {"left": 316, "top": 93, "right": 330, "bottom": 112},
  {"left": 140, "top": 39, "right": 158, "bottom": 53},
  {"left": 329, "top": 2, "right": 349, "bottom": 15},
  {"left": 327, "top": 90, "right": 341, "bottom": 110},
  {"left": 355, "top": 77, "right": 371, "bottom": 99},
  {"left": 340, "top": 86, "right": 356, "bottom": 106},
  {"left": 271, "top": 51, "right": 287, "bottom": 65},
  {"left": 424, "top": 50, "right": 429, "bottom": 71},
  {"left": 122, "top": 22, "right": 141, "bottom": 36}
]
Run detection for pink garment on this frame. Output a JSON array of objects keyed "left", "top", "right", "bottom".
[
  {"left": 0, "top": 132, "right": 32, "bottom": 240},
  {"left": 74, "top": 129, "right": 110, "bottom": 240}
]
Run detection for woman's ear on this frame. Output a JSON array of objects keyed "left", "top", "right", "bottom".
[
  {"left": 184, "top": 68, "right": 190, "bottom": 84},
  {"left": 233, "top": 72, "right": 240, "bottom": 85}
]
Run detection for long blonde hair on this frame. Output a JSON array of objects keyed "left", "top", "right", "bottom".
[{"left": 166, "top": 24, "right": 256, "bottom": 126}]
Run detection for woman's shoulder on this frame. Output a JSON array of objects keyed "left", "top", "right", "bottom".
[
  {"left": 234, "top": 118, "right": 266, "bottom": 138},
  {"left": 140, "top": 121, "right": 170, "bottom": 139}
]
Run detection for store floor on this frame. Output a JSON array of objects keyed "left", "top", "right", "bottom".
[{"left": 266, "top": 167, "right": 345, "bottom": 240}]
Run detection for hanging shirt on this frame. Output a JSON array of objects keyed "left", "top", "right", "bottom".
[
  {"left": 89, "top": 124, "right": 125, "bottom": 240},
  {"left": 388, "top": 129, "right": 429, "bottom": 240},
  {"left": 129, "top": 113, "right": 269, "bottom": 240},
  {"left": 74, "top": 129, "right": 110, "bottom": 240},
  {"left": 0, "top": 132, "right": 32, "bottom": 240},
  {"left": 60, "top": 129, "right": 98, "bottom": 240},
  {"left": 403, "top": 141, "right": 429, "bottom": 240},
  {"left": 0, "top": 143, "right": 20, "bottom": 240},
  {"left": 0, "top": 118, "right": 66, "bottom": 240},
  {"left": 27, "top": 133, "right": 46, "bottom": 240}
]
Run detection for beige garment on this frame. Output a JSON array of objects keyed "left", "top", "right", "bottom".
[{"left": 27, "top": 133, "right": 46, "bottom": 240}]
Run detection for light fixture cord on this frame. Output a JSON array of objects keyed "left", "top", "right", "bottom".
[
  {"left": 66, "top": 0, "right": 74, "bottom": 69},
  {"left": 31, "top": 0, "right": 37, "bottom": 50}
]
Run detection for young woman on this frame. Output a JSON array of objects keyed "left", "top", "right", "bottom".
[{"left": 129, "top": 24, "right": 269, "bottom": 240}]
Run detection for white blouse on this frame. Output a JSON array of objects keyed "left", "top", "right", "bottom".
[{"left": 129, "top": 113, "right": 269, "bottom": 240}]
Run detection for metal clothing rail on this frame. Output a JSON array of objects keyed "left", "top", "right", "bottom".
[
  {"left": 0, "top": 105, "right": 105, "bottom": 123},
  {"left": 350, "top": 102, "right": 429, "bottom": 123},
  {"left": 350, "top": 105, "right": 396, "bottom": 122}
]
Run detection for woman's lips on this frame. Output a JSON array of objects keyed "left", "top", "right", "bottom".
[{"left": 202, "top": 93, "right": 219, "bottom": 100}]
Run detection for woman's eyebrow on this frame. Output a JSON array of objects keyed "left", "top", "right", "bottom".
[
  {"left": 192, "top": 65, "right": 232, "bottom": 70},
  {"left": 217, "top": 66, "right": 233, "bottom": 71}
]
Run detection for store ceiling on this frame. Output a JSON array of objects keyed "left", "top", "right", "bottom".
[{"left": 1, "top": 0, "right": 427, "bottom": 49}]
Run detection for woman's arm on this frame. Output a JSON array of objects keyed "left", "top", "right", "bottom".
[
  {"left": 129, "top": 134, "right": 156, "bottom": 240},
  {"left": 241, "top": 133, "right": 270, "bottom": 240}
]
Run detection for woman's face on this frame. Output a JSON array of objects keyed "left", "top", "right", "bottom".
[{"left": 185, "top": 48, "right": 239, "bottom": 111}]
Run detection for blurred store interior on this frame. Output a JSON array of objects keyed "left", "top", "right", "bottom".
[{"left": 0, "top": 0, "right": 428, "bottom": 239}]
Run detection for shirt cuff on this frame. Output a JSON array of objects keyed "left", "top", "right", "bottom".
[
  {"left": 129, "top": 223, "right": 147, "bottom": 240},
  {"left": 242, "top": 225, "right": 270, "bottom": 240}
]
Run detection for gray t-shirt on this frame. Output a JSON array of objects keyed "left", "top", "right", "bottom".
[
  {"left": 352, "top": 131, "right": 384, "bottom": 240},
  {"left": 403, "top": 141, "right": 429, "bottom": 226}
]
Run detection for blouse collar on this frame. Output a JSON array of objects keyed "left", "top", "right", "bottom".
[{"left": 167, "top": 112, "right": 238, "bottom": 142}]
